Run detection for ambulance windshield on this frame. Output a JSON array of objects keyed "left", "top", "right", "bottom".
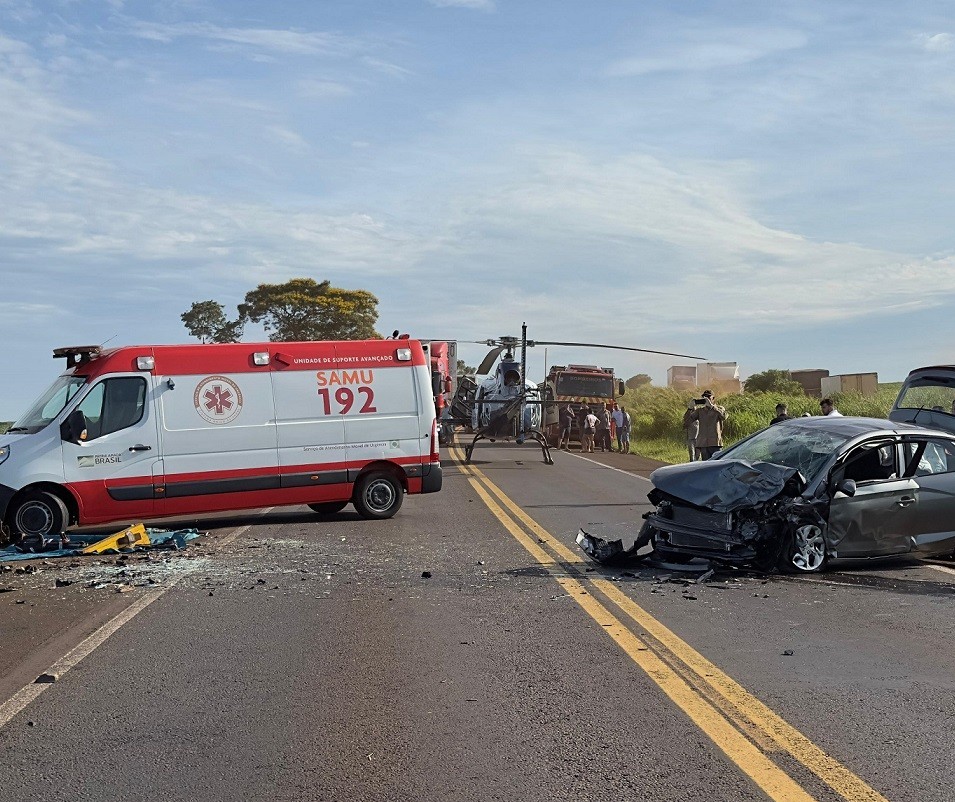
[{"left": 9, "top": 375, "right": 88, "bottom": 434}]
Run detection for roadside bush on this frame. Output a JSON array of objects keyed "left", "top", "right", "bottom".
[{"left": 626, "top": 384, "right": 899, "bottom": 459}]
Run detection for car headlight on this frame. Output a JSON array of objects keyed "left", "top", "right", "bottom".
[{"left": 0, "top": 445, "right": 9, "bottom": 466}]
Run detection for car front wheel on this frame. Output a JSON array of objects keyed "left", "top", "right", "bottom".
[
  {"left": 353, "top": 472, "right": 403, "bottom": 520},
  {"left": 780, "top": 524, "right": 827, "bottom": 573}
]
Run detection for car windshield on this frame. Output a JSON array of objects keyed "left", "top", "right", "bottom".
[
  {"left": 9, "top": 375, "right": 88, "bottom": 434},
  {"left": 718, "top": 423, "right": 851, "bottom": 483}
]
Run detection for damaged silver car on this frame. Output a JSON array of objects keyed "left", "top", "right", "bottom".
[{"left": 583, "top": 418, "right": 955, "bottom": 573}]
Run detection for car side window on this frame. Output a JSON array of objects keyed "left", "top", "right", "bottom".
[
  {"left": 833, "top": 440, "right": 898, "bottom": 484},
  {"left": 902, "top": 439, "right": 955, "bottom": 477},
  {"left": 75, "top": 377, "right": 146, "bottom": 440}
]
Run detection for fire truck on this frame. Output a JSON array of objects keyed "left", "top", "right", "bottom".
[
  {"left": 422, "top": 341, "right": 457, "bottom": 444},
  {"left": 541, "top": 364, "right": 625, "bottom": 445}
]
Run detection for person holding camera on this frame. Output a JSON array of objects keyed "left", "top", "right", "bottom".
[
  {"left": 682, "top": 402, "right": 700, "bottom": 461},
  {"left": 687, "top": 390, "right": 727, "bottom": 461}
]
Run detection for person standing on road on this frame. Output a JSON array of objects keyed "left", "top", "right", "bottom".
[
  {"left": 582, "top": 409, "right": 598, "bottom": 452},
  {"left": 820, "top": 398, "right": 843, "bottom": 417},
  {"left": 557, "top": 405, "right": 575, "bottom": 450},
  {"left": 683, "top": 401, "right": 700, "bottom": 461},
  {"left": 688, "top": 390, "right": 727, "bottom": 461},
  {"left": 617, "top": 405, "right": 631, "bottom": 454},
  {"left": 596, "top": 406, "right": 612, "bottom": 452},
  {"left": 770, "top": 403, "right": 791, "bottom": 425},
  {"left": 612, "top": 405, "right": 625, "bottom": 451}
]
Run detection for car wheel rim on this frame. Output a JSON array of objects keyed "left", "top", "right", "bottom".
[
  {"left": 16, "top": 502, "right": 55, "bottom": 538},
  {"left": 792, "top": 525, "right": 825, "bottom": 571},
  {"left": 364, "top": 479, "right": 395, "bottom": 513}
]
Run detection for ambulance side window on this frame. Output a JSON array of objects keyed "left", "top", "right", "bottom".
[{"left": 76, "top": 378, "right": 146, "bottom": 440}]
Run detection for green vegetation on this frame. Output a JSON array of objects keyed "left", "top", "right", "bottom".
[
  {"left": 627, "top": 383, "right": 902, "bottom": 464},
  {"left": 742, "top": 368, "right": 804, "bottom": 395},
  {"left": 0, "top": 422, "right": 9, "bottom": 434},
  {"left": 182, "top": 278, "right": 380, "bottom": 343}
]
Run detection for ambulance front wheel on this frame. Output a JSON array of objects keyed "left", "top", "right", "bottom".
[
  {"left": 8, "top": 490, "right": 69, "bottom": 543},
  {"left": 353, "top": 472, "right": 404, "bottom": 520}
]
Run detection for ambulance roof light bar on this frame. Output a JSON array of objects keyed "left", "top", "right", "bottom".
[{"left": 53, "top": 345, "right": 102, "bottom": 370}]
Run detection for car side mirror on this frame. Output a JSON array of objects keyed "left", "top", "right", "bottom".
[
  {"left": 834, "top": 478, "right": 856, "bottom": 497},
  {"left": 60, "top": 409, "right": 88, "bottom": 444},
  {"left": 617, "top": 380, "right": 626, "bottom": 396}
]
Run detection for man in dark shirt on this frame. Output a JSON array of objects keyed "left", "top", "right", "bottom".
[
  {"left": 558, "top": 405, "right": 575, "bottom": 450},
  {"left": 770, "top": 403, "right": 791, "bottom": 425}
]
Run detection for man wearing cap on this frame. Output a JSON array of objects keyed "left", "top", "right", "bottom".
[{"left": 687, "top": 390, "right": 728, "bottom": 461}]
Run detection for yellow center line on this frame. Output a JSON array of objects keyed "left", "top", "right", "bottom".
[
  {"left": 450, "top": 449, "right": 891, "bottom": 802},
  {"left": 463, "top": 475, "right": 816, "bottom": 802}
]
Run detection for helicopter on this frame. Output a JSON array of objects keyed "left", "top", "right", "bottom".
[{"left": 445, "top": 324, "right": 703, "bottom": 465}]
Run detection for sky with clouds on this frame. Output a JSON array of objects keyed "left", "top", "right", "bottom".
[{"left": 1, "top": 0, "right": 954, "bottom": 417}]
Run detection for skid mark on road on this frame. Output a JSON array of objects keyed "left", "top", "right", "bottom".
[{"left": 451, "top": 448, "right": 891, "bottom": 802}]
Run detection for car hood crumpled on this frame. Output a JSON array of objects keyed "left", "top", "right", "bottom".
[{"left": 649, "top": 459, "right": 805, "bottom": 513}]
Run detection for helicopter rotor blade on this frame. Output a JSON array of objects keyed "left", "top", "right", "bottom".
[
  {"left": 476, "top": 346, "right": 506, "bottom": 376},
  {"left": 530, "top": 340, "right": 704, "bottom": 360}
]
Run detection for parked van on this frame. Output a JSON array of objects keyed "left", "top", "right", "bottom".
[
  {"left": 0, "top": 340, "right": 442, "bottom": 541},
  {"left": 889, "top": 365, "right": 955, "bottom": 436}
]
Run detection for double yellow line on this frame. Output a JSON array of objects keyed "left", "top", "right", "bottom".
[{"left": 450, "top": 449, "right": 890, "bottom": 802}]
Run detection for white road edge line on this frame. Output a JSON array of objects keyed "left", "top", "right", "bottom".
[
  {"left": 565, "top": 452, "right": 654, "bottom": 483},
  {"left": 0, "top": 515, "right": 268, "bottom": 730},
  {"left": 926, "top": 563, "right": 955, "bottom": 577}
]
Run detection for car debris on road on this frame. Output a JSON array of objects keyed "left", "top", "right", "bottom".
[{"left": 1, "top": 523, "right": 202, "bottom": 563}]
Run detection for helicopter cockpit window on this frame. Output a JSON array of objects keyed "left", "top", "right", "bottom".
[{"left": 503, "top": 369, "right": 520, "bottom": 386}]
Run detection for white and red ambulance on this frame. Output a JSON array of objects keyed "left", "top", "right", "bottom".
[{"left": 0, "top": 340, "right": 442, "bottom": 540}]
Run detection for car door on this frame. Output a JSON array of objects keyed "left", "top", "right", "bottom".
[
  {"left": 826, "top": 437, "right": 919, "bottom": 557},
  {"left": 897, "top": 436, "right": 955, "bottom": 555},
  {"left": 62, "top": 374, "right": 161, "bottom": 521}
]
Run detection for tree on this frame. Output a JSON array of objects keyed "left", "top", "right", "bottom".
[
  {"left": 744, "top": 369, "right": 804, "bottom": 395},
  {"left": 239, "top": 278, "right": 380, "bottom": 341},
  {"left": 626, "top": 374, "right": 653, "bottom": 389},
  {"left": 457, "top": 359, "right": 476, "bottom": 377},
  {"left": 181, "top": 301, "right": 244, "bottom": 343}
]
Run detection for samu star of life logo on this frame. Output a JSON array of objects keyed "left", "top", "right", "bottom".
[{"left": 193, "top": 375, "right": 244, "bottom": 425}]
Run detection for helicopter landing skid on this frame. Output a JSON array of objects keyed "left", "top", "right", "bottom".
[{"left": 464, "top": 430, "right": 554, "bottom": 465}]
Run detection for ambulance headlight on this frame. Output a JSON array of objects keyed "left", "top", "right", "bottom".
[
  {"left": 0, "top": 445, "right": 9, "bottom": 466},
  {"left": 396, "top": 348, "right": 412, "bottom": 362}
]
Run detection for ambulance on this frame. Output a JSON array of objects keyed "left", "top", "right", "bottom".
[{"left": 0, "top": 339, "right": 442, "bottom": 541}]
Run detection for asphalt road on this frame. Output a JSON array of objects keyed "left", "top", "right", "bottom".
[{"left": 1, "top": 440, "right": 954, "bottom": 801}]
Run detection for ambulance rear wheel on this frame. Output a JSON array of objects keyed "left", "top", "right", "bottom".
[
  {"left": 307, "top": 501, "right": 349, "bottom": 516},
  {"left": 9, "top": 490, "right": 69, "bottom": 544},
  {"left": 353, "top": 472, "right": 403, "bottom": 520}
]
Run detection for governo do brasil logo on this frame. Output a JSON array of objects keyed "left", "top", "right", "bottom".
[{"left": 194, "top": 376, "right": 244, "bottom": 425}]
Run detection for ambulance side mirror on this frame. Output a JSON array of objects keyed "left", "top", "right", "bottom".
[{"left": 60, "top": 409, "right": 88, "bottom": 444}]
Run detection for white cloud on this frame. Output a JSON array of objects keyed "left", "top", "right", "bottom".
[
  {"left": 265, "top": 125, "right": 310, "bottom": 153},
  {"left": 919, "top": 32, "right": 954, "bottom": 53},
  {"left": 606, "top": 27, "right": 806, "bottom": 76},
  {"left": 127, "top": 21, "right": 362, "bottom": 58},
  {"left": 419, "top": 145, "right": 955, "bottom": 336},
  {"left": 296, "top": 78, "right": 353, "bottom": 99},
  {"left": 428, "top": 0, "right": 495, "bottom": 10}
]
